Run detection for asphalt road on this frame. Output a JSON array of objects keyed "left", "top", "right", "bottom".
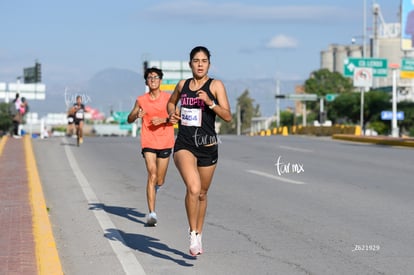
[{"left": 32, "top": 135, "right": 414, "bottom": 275}]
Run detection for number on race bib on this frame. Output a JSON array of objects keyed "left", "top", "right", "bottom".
[
  {"left": 181, "top": 107, "right": 202, "bottom": 127},
  {"left": 75, "top": 111, "right": 84, "bottom": 119}
]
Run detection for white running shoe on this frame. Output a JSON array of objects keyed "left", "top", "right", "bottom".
[
  {"left": 197, "top": 233, "right": 203, "bottom": 254},
  {"left": 189, "top": 230, "right": 201, "bottom": 256},
  {"left": 147, "top": 212, "right": 157, "bottom": 226}
]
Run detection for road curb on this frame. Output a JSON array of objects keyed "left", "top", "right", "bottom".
[
  {"left": 24, "top": 136, "right": 64, "bottom": 275},
  {"left": 332, "top": 134, "right": 414, "bottom": 148},
  {"left": 0, "top": 135, "right": 7, "bottom": 155}
]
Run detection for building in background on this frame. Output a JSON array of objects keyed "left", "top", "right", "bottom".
[{"left": 320, "top": 2, "right": 414, "bottom": 102}]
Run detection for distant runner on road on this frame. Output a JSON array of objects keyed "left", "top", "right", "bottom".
[{"left": 69, "top": 95, "right": 86, "bottom": 146}]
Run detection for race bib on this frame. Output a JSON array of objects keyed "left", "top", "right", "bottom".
[
  {"left": 181, "top": 107, "right": 202, "bottom": 127},
  {"left": 75, "top": 110, "right": 84, "bottom": 119}
]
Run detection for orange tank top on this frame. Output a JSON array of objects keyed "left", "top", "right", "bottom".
[{"left": 138, "top": 91, "right": 175, "bottom": 149}]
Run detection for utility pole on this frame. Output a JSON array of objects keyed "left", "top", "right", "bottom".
[
  {"left": 319, "top": 97, "right": 325, "bottom": 125},
  {"left": 390, "top": 64, "right": 400, "bottom": 137},
  {"left": 237, "top": 104, "right": 241, "bottom": 136},
  {"left": 360, "top": 0, "right": 367, "bottom": 134},
  {"left": 275, "top": 79, "right": 280, "bottom": 128},
  {"left": 302, "top": 103, "right": 307, "bottom": 126},
  {"left": 360, "top": 87, "right": 364, "bottom": 133},
  {"left": 363, "top": 0, "right": 367, "bottom": 58}
]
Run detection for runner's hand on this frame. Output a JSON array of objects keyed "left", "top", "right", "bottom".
[
  {"left": 137, "top": 108, "right": 146, "bottom": 118},
  {"left": 168, "top": 110, "right": 180, "bottom": 124},
  {"left": 196, "top": 90, "right": 214, "bottom": 106}
]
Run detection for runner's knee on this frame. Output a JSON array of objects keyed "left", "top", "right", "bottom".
[
  {"left": 148, "top": 171, "right": 157, "bottom": 183},
  {"left": 199, "top": 192, "right": 207, "bottom": 201}
]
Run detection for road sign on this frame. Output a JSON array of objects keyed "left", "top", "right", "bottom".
[
  {"left": 325, "top": 94, "right": 338, "bottom": 102},
  {"left": 113, "top": 111, "right": 129, "bottom": 124},
  {"left": 285, "top": 94, "right": 317, "bottom": 101},
  {"left": 381, "top": 111, "right": 404, "bottom": 120},
  {"left": 353, "top": 67, "right": 373, "bottom": 88},
  {"left": 23, "top": 62, "right": 42, "bottom": 83},
  {"left": 400, "top": 58, "right": 414, "bottom": 78},
  {"left": 160, "top": 84, "right": 176, "bottom": 91},
  {"left": 23, "top": 67, "right": 36, "bottom": 83},
  {"left": 163, "top": 79, "right": 180, "bottom": 84},
  {"left": 120, "top": 124, "right": 133, "bottom": 130},
  {"left": 343, "top": 58, "right": 388, "bottom": 77}
]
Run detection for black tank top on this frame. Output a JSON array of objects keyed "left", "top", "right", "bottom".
[{"left": 176, "top": 78, "right": 217, "bottom": 147}]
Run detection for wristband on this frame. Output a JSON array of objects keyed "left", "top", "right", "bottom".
[{"left": 209, "top": 101, "right": 216, "bottom": 109}]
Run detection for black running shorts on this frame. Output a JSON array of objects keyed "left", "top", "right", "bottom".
[
  {"left": 141, "top": 148, "right": 172, "bottom": 159},
  {"left": 174, "top": 139, "right": 218, "bottom": 167}
]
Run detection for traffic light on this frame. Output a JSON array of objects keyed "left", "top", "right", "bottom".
[
  {"left": 143, "top": 61, "right": 148, "bottom": 74},
  {"left": 34, "top": 62, "right": 41, "bottom": 83}
]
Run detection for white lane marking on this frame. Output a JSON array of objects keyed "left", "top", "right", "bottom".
[
  {"left": 278, "top": 145, "right": 313, "bottom": 153},
  {"left": 63, "top": 138, "right": 146, "bottom": 275},
  {"left": 247, "top": 169, "right": 306, "bottom": 185}
]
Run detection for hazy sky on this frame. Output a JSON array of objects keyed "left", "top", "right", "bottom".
[{"left": 0, "top": 0, "right": 400, "bottom": 85}]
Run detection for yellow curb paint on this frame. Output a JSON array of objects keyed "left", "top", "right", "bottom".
[
  {"left": 0, "top": 136, "right": 8, "bottom": 156},
  {"left": 282, "top": 126, "right": 288, "bottom": 136},
  {"left": 332, "top": 134, "right": 414, "bottom": 148},
  {"left": 24, "top": 136, "right": 64, "bottom": 275}
]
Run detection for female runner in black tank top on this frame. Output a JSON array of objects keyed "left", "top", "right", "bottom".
[{"left": 167, "top": 46, "right": 232, "bottom": 256}]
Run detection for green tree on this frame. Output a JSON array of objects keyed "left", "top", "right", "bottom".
[
  {"left": 364, "top": 90, "right": 390, "bottom": 125},
  {"left": 304, "top": 68, "right": 354, "bottom": 118},
  {"left": 237, "top": 89, "right": 259, "bottom": 133},
  {"left": 219, "top": 89, "right": 260, "bottom": 134},
  {"left": 397, "top": 101, "right": 414, "bottom": 136},
  {"left": 329, "top": 90, "right": 391, "bottom": 130},
  {"left": 270, "top": 110, "right": 294, "bottom": 127},
  {"left": 368, "top": 121, "right": 389, "bottom": 135},
  {"left": 219, "top": 113, "right": 236, "bottom": 134},
  {"left": 0, "top": 102, "right": 13, "bottom": 135},
  {"left": 305, "top": 68, "right": 354, "bottom": 97}
]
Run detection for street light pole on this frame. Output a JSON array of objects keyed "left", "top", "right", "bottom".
[
  {"left": 237, "top": 103, "right": 241, "bottom": 136},
  {"left": 358, "top": 0, "right": 367, "bottom": 135},
  {"left": 275, "top": 79, "right": 280, "bottom": 128},
  {"left": 360, "top": 87, "right": 364, "bottom": 134},
  {"left": 390, "top": 63, "right": 399, "bottom": 137},
  {"left": 363, "top": 0, "right": 367, "bottom": 58}
]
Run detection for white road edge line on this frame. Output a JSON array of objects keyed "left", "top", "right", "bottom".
[
  {"left": 278, "top": 145, "right": 314, "bottom": 153},
  {"left": 246, "top": 169, "right": 307, "bottom": 185},
  {"left": 63, "top": 138, "right": 146, "bottom": 275}
]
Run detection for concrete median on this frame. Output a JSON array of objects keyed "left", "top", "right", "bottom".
[{"left": 332, "top": 134, "right": 414, "bottom": 148}]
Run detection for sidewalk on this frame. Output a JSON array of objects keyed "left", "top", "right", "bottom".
[{"left": 0, "top": 136, "right": 63, "bottom": 275}]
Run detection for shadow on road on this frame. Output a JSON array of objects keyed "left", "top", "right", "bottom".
[
  {"left": 89, "top": 203, "right": 146, "bottom": 224},
  {"left": 104, "top": 228, "right": 195, "bottom": 267}
]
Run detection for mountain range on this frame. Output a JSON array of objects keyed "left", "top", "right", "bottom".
[{"left": 28, "top": 68, "right": 305, "bottom": 118}]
